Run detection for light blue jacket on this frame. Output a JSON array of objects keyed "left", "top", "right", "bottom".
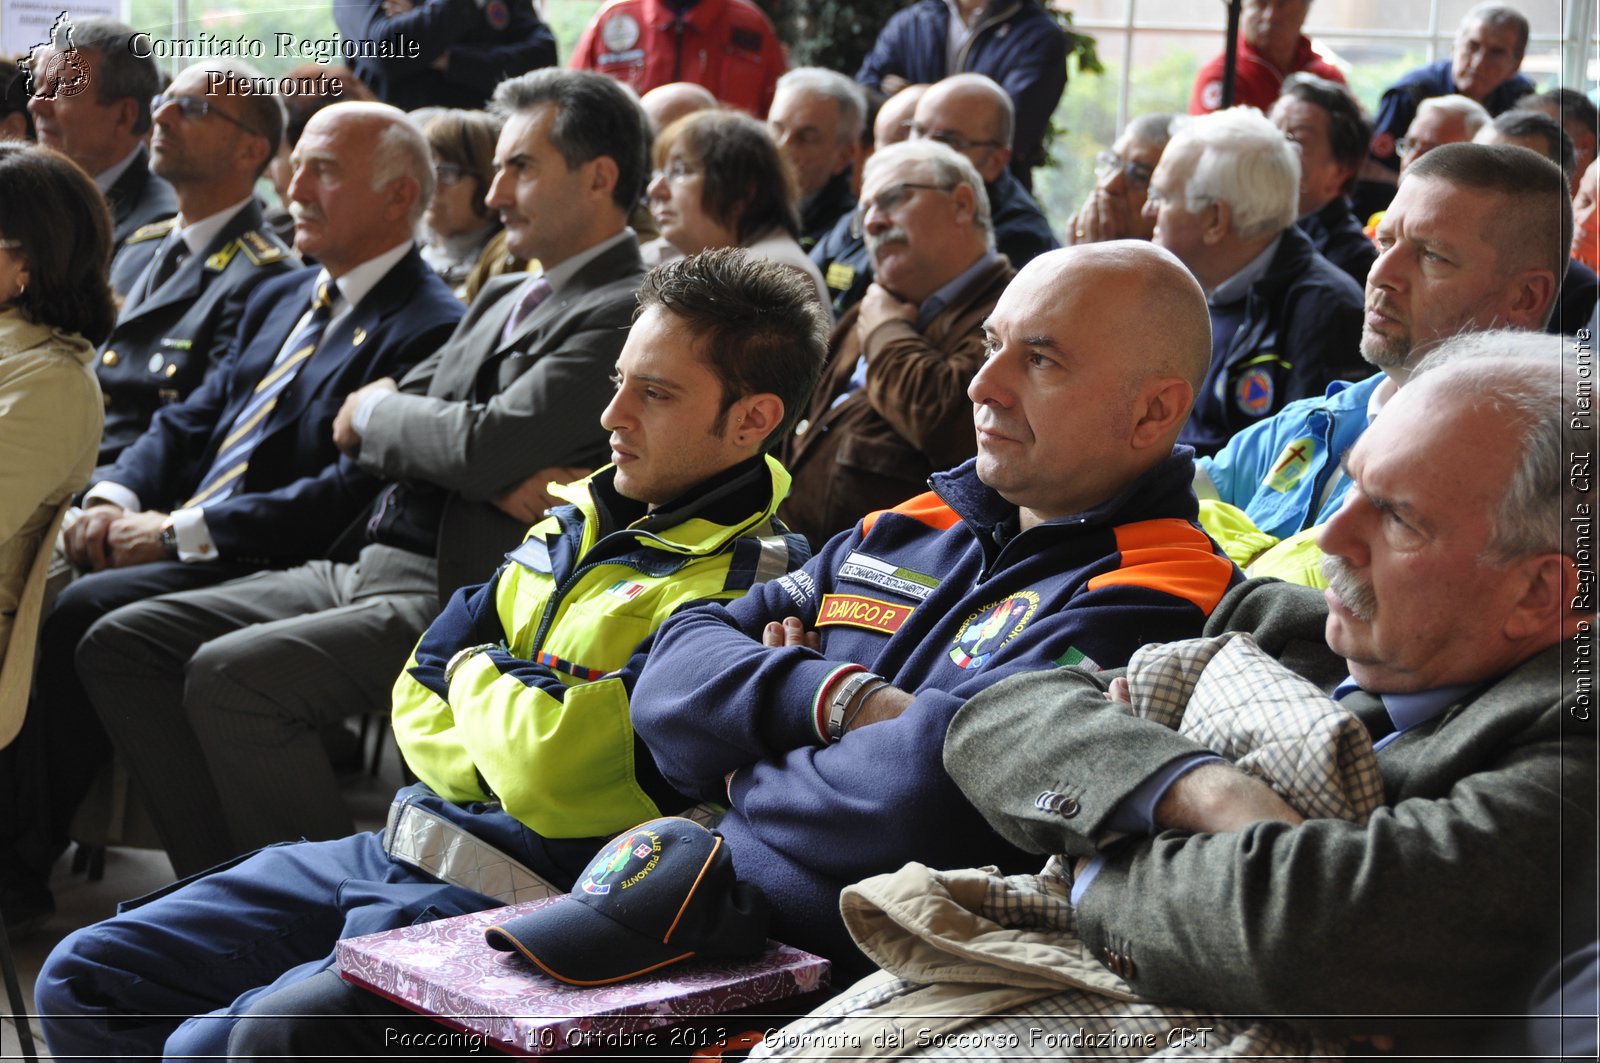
[{"left": 1196, "top": 371, "right": 1386, "bottom": 539}]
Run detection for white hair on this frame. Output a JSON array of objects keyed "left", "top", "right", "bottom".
[
  {"left": 775, "top": 67, "right": 867, "bottom": 144},
  {"left": 1410, "top": 330, "right": 1587, "bottom": 562},
  {"left": 863, "top": 139, "right": 994, "bottom": 248},
  {"left": 370, "top": 116, "right": 435, "bottom": 226},
  {"left": 1416, "top": 94, "right": 1492, "bottom": 138},
  {"left": 1171, "top": 106, "right": 1299, "bottom": 239}
]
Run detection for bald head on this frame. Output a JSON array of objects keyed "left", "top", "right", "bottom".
[
  {"left": 911, "top": 74, "right": 1014, "bottom": 181},
  {"left": 1052, "top": 241, "right": 1212, "bottom": 399},
  {"left": 289, "top": 101, "right": 429, "bottom": 275},
  {"left": 641, "top": 82, "right": 718, "bottom": 137},
  {"left": 968, "top": 241, "right": 1211, "bottom": 527},
  {"left": 874, "top": 84, "right": 927, "bottom": 149}
]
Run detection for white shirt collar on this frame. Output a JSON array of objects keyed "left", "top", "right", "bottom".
[
  {"left": 173, "top": 196, "right": 256, "bottom": 257},
  {"left": 326, "top": 239, "right": 415, "bottom": 310},
  {"left": 538, "top": 228, "right": 634, "bottom": 293}
]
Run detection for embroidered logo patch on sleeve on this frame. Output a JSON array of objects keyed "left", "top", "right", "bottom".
[
  {"left": 815, "top": 593, "right": 912, "bottom": 635},
  {"left": 1263, "top": 436, "right": 1317, "bottom": 494},
  {"left": 1235, "top": 366, "right": 1275, "bottom": 417},
  {"left": 949, "top": 591, "right": 1039, "bottom": 670}
]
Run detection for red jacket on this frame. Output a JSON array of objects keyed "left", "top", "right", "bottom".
[
  {"left": 569, "top": 0, "right": 786, "bottom": 116},
  {"left": 1189, "top": 34, "right": 1344, "bottom": 114}
]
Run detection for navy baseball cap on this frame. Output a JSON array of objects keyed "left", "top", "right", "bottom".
[{"left": 484, "top": 817, "right": 769, "bottom": 985}]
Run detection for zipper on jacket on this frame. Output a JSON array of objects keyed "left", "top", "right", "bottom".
[{"left": 955, "top": 0, "right": 1023, "bottom": 70}]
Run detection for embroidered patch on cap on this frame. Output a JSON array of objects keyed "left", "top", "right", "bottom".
[
  {"left": 580, "top": 825, "right": 662, "bottom": 896},
  {"left": 949, "top": 591, "right": 1039, "bottom": 670},
  {"left": 815, "top": 593, "right": 912, "bottom": 635}
]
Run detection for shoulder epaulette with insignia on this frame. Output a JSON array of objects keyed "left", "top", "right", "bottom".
[
  {"left": 205, "top": 239, "right": 242, "bottom": 272},
  {"left": 239, "top": 229, "right": 288, "bottom": 266},
  {"left": 126, "top": 219, "right": 176, "bottom": 244}
]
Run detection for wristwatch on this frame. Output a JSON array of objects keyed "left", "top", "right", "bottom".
[
  {"left": 445, "top": 642, "right": 500, "bottom": 682},
  {"left": 159, "top": 519, "right": 179, "bottom": 560}
]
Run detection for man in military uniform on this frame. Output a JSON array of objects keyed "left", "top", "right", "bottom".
[
  {"left": 26, "top": 16, "right": 176, "bottom": 254},
  {"left": 97, "top": 60, "right": 299, "bottom": 467}
]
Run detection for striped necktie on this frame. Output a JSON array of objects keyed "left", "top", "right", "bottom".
[
  {"left": 186, "top": 280, "right": 336, "bottom": 508},
  {"left": 500, "top": 275, "right": 553, "bottom": 343}
]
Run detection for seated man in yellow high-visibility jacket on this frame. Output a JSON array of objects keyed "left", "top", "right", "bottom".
[{"left": 36, "top": 249, "right": 828, "bottom": 1060}]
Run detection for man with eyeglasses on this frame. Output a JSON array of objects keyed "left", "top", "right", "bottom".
[
  {"left": 1142, "top": 106, "right": 1364, "bottom": 457},
  {"left": 63, "top": 70, "right": 648, "bottom": 890},
  {"left": 24, "top": 16, "right": 176, "bottom": 253},
  {"left": 781, "top": 140, "right": 1014, "bottom": 548},
  {"left": 908, "top": 74, "right": 1057, "bottom": 273},
  {"left": 0, "top": 100, "right": 464, "bottom": 937},
  {"left": 1358, "top": 95, "right": 1490, "bottom": 241},
  {"left": 1397, "top": 95, "right": 1490, "bottom": 175},
  {"left": 94, "top": 60, "right": 301, "bottom": 468},
  {"left": 1356, "top": 3, "right": 1533, "bottom": 221},
  {"left": 855, "top": 0, "right": 1067, "bottom": 189},
  {"left": 1064, "top": 113, "right": 1174, "bottom": 246}
]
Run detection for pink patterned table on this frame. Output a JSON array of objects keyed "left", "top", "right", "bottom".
[{"left": 336, "top": 897, "right": 831, "bottom": 1056}]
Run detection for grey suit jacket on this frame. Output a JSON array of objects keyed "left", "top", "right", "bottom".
[
  {"left": 945, "top": 578, "right": 1595, "bottom": 1024},
  {"left": 356, "top": 236, "right": 646, "bottom": 599}
]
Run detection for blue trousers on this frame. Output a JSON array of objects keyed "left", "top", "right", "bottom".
[{"left": 37, "top": 808, "right": 606, "bottom": 1061}]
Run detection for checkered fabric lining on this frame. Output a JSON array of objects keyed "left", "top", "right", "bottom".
[{"left": 750, "top": 634, "right": 1379, "bottom": 1059}]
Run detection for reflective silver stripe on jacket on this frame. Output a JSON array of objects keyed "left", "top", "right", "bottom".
[{"left": 382, "top": 798, "right": 562, "bottom": 905}]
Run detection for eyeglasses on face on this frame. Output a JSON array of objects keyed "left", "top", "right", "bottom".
[
  {"left": 1094, "top": 150, "right": 1154, "bottom": 189},
  {"left": 903, "top": 121, "right": 1003, "bottom": 155},
  {"left": 849, "top": 181, "right": 952, "bottom": 238},
  {"left": 651, "top": 160, "right": 702, "bottom": 184},
  {"left": 151, "top": 93, "right": 262, "bottom": 137}
]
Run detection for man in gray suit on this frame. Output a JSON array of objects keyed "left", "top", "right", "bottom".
[
  {"left": 939, "top": 332, "right": 1595, "bottom": 1054},
  {"left": 74, "top": 69, "right": 650, "bottom": 876}
]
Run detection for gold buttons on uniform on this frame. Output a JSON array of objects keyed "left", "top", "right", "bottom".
[
  {"left": 101, "top": 349, "right": 119, "bottom": 367},
  {"left": 164, "top": 363, "right": 178, "bottom": 378}
]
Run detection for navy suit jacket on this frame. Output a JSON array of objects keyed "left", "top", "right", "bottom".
[
  {"left": 96, "top": 246, "right": 464, "bottom": 564},
  {"left": 106, "top": 146, "right": 177, "bottom": 250}
]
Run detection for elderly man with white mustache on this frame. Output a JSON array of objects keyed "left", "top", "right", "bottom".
[
  {"left": 760, "top": 329, "right": 1595, "bottom": 1059},
  {"left": 779, "top": 139, "right": 1014, "bottom": 548}
]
